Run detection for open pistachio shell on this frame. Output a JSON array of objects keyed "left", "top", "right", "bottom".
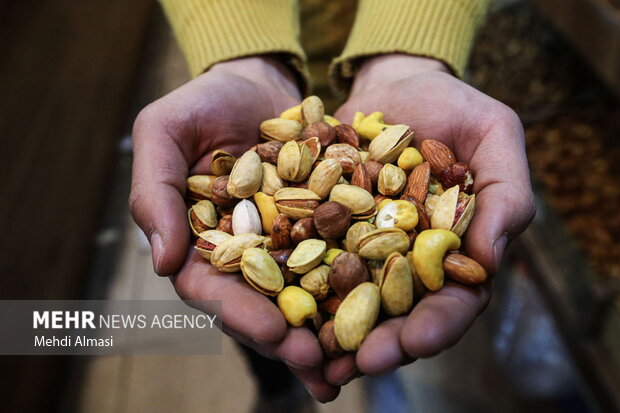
[
  {"left": 301, "top": 137, "right": 321, "bottom": 164},
  {"left": 189, "top": 200, "right": 217, "bottom": 236},
  {"left": 186, "top": 175, "right": 217, "bottom": 200},
  {"left": 345, "top": 222, "right": 377, "bottom": 253},
  {"left": 358, "top": 228, "right": 410, "bottom": 260},
  {"left": 260, "top": 118, "right": 303, "bottom": 142},
  {"left": 334, "top": 282, "right": 380, "bottom": 351},
  {"left": 277, "top": 141, "right": 313, "bottom": 182},
  {"left": 195, "top": 230, "right": 232, "bottom": 260},
  {"left": 368, "top": 125, "right": 413, "bottom": 164},
  {"left": 274, "top": 188, "right": 321, "bottom": 220},
  {"left": 378, "top": 252, "right": 413, "bottom": 316},
  {"left": 287, "top": 239, "right": 327, "bottom": 274},
  {"left": 329, "top": 184, "right": 376, "bottom": 219},
  {"left": 211, "top": 150, "right": 236, "bottom": 176},
  {"left": 240, "top": 248, "right": 284, "bottom": 296},
  {"left": 308, "top": 159, "right": 343, "bottom": 199},
  {"left": 452, "top": 194, "right": 476, "bottom": 237},
  {"left": 430, "top": 185, "right": 459, "bottom": 230},
  {"left": 227, "top": 151, "right": 263, "bottom": 198},
  {"left": 210, "top": 233, "right": 265, "bottom": 272}
]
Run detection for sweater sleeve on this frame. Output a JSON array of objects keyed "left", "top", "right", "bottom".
[
  {"left": 330, "top": 0, "right": 490, "bottom": 95},
  {"left": 160, "top": 0, "right": 308, "bottom": 83}
]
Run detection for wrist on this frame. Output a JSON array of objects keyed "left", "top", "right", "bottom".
[
  {"left": 210, "top": 56, "right": 302, "bottom": 101},
  {"left": 350, "top": 54, "right": 450, "bottom": 96}
]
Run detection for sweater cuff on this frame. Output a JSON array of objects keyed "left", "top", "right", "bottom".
[
  {"left": 330, "top": 0, "right": 489, "bottom": 96},
  {"left": 160, "top": 0, "right": 309, "bottom": 89}
]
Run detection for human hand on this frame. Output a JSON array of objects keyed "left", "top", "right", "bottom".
[
  {"left": 129, "top": 57, "right": 340, "bottom": 402},
  {"left": 325, "top": 54, "right": 536, "bottom": 385}
]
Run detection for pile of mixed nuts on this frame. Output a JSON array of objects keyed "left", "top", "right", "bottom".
[{"left": 186, "top": 96, "right": 487, "bottom": 357}]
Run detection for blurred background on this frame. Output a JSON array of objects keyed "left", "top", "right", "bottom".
[{"left": 0, "top": 0, "right": 619, "bottom": 412}]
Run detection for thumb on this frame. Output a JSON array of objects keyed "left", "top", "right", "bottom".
[{"left": 129, "top": 112, "right": 190, "bottom": 276}]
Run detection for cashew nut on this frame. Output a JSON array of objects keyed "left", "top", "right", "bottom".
[
  {"left": 352, "top": 111, "right": 391, "bottom": 140},
  {"left": 277, "top": 286, "right": 317, "bottom": 327},
  {"left": 412, "top": 229, "right": 461, "bottom": 291}
]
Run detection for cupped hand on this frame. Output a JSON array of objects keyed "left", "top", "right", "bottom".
[
  {"left": 129, "top": 57, "right": 339, "bottom": 402},
  {"left": 325, "top": 54, "right": 536, "bottom": 385}
]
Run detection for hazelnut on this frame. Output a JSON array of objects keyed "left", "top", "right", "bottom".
[
  {"left": 291, "top": 218, "right": 319, "bottom": 244},
  {"left": 328, "top": 252, "right": 369, "bottom": 299},
  {"left": 313, "top": 201, "right": 351, "bottom": 239},
  {"left": 319, "top": 320, "right": 345, "bottom": 358},
  {"left": 211, "top": 176, "right": 237, "bottom": 207},
  {"left": 302, "top": 121, "right": 336, "bottom": 147}
]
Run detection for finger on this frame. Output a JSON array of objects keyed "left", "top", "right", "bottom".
[
  {"left": 129, "top": 109, "right": 190, "bottom": 276},
  {"left": 465, "top": 112, "right": 536, "bottom": 272},
  {"left": 324, "top": 353, "right": 358, "bottom": 386},
  {"left": 287, "top": 365, "right": 340, "bottom": 403},
  {"left": 400, "top": 281, "right": 492, "bottom": 358},
  {"left": 356, "top": 317, "right": 414, "bottom": 375},
  {"left": 173, "top": 252, "right": 287, "bottom": 343}
]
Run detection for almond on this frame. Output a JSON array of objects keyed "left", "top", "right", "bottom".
[
  {"left": 403, "top": 162, "right": 430, "bottom": 204},
  {"left": 420, "top": 140, "right": 456, "bottom": 175},
  {"left": 443, "top": 253, "right": 488, "bottom": 285},
  {"left": 351, "top": 163, "right": 372, "bottom": 192}
]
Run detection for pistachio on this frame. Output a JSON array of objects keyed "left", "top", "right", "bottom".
[
  {"left": 430, "top": 185, "right": 476, "bottom": 236},
  {"left": 253, "top": 192, "right": 279, "bottom": 234},
  {"left": 328, "top": 252, "right": 369, "bottom": 299},
  {"left": 300, "top": 137, "right": 321, "bottom": 164},
  {"left": 232, "top": 199, "right": 262, "bottom": 235},
  {"left": 274, "top": 188, "right": 321, "bottom": 220},
  {"left": 300, "top": 265, "right": 331, "bottom": 300},
  {"left": 271, "top": 214, "right": 292, "bottom": 250},
  {"left": 375, "top": 200, "right": 418, "bottom": 232},
  {"left": 368, "top": 124, "right": 413, "bottom": 164},
  {"left": 211, "top": 150, "right": 236, "bottom": 176},
  {"left": 287, "top": 239, "right": 327, "bottom": 274},
  {"left": 308, "top": 159, "right": 343, "bottom": 199},
  {"left": 277, "top": 286, "right": 318, "bottom": 327},
  {"left": 256, "top": 141, "right": 284, "bottom": 164},
  {"left": 260, "top": 118, "right": 302, "bottom": 142},
  {"left": 260, "top": 163, "right": 286, "bottom": 196},
  {"left": 345, "top": 222, "right": 377, "bottom": 253},
  {"left": 188, "top": 200, "right": 217, "bottom": 236},
  {"left": 378, "top": 164, "right": 407, "bottom": 196},
  {"left": 211, "top": 175, "right": 238, "bottom": 207},
  {"left": 227, "top": 150, "right": 263, "bottom": 198},
  {"left": 301, "top": 95, "right": 324, "bottom": 127},
  {"left": 291, "top": 217, "right": 319, "bottom": 244},
  {"left": 334, "top": 282, "right": 380, "bottom": 351},
  {"left": 324, "top": 143, "right": 361, "bottom": 175},
  {"left": 280, "top": 104, "right": 301, "bottom": 121},
  {"left": 301, "top": 121, "right": 336, "bottom": 147},
  {"left": 358, "top": 228, "right": 410, "bottom": 260},
  {"left": 313, "top": 201, "right": 351, "bottom": 239},
  {"left": 277, "top": 141, "right": 313, "bottom": 182},
  {"left": 377, "top": 252, "right": 413, "bottom": 316},
  {"left": 194, "top": 230, "right": 232, "bottom": 260},
  {"left": 211, "top": 233, "right": 265, "bottom": 272},
  {"left": 186, "top": 175, "right": 217, "bottom": 200},
  {"left": 240, "top": 248, "right": 284, "bottom": 296},
  {"left": 319, "top": 320, "right": 345, "bottom": 358},
  {"left": 329, "top": 184, "right": 376, "bottom": 220},
  {"left": 335, "top": 124, "right": 360, "bottom": 147}
]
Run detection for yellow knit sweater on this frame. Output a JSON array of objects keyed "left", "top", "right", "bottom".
[{"left": 160, "top": 0, "right": 489, "bottom": 94}]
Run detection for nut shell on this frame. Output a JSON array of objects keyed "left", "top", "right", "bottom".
[
  {"left": 368, "top": 125, "right": 413, "bottom": 164},
  {"left": 227, "top": 151, "right": 263, "bottom": 198},
  {"left": 334, "top": 282, "right": 380, "bottom": 351},
  {"left": 274, "top": 188, "right": 321, "bottom": 220},
  {"left": 329, "top": 184, "right": 376, "bottom": 219},
  {"left": 300, "top": 265, "right": 331, "bottom": 300},
  {"left": 194, "top": 230, "right": 232, "bottom": 260},
  {"left": 211, "top": 150, "right": 236, "bottom": 176},
  {"left": 211, "top": 233, "right": 265, "bottom": 272},
  {"left": 260, "top": 163, "right": 286, "bottom": 196},
  {"left": 240, "top": 248, "right": 284, "bottom": 296},
  {"left": 377, "top": 252, "right": 413, "bottom": 316},
  {"left": 232, "top": 199, "right": 262, "bottom": 235},
  {"left": 358, "top": 228, "right": 410, "bottom": 260},
  {"left": 189, "top": 200, "right": 217, "bottom": 236},
  {"left": 260, "top": 118, "right": 302, "bottom": 142},
  {"left": 186, "top": 175, "right": 217, "bottom": 200},
  {"left": 308, "top": 159, "right": 343, "bottom": 199},
  {"left": 287, "top": 239, "right": 327, "bottom": 274},
  {"left": 277, "top": 141, "right": 313, "bottom": 183}
]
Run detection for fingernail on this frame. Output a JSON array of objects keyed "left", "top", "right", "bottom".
[
  {"left": 335, "top": 368, "right": 359, "bottom": 386},
  {"left": 151, "top": 232, "right": 164, "bottom": 274},
  {"left": 493, "top": 234, "right": 508, "bottom": 271}
]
